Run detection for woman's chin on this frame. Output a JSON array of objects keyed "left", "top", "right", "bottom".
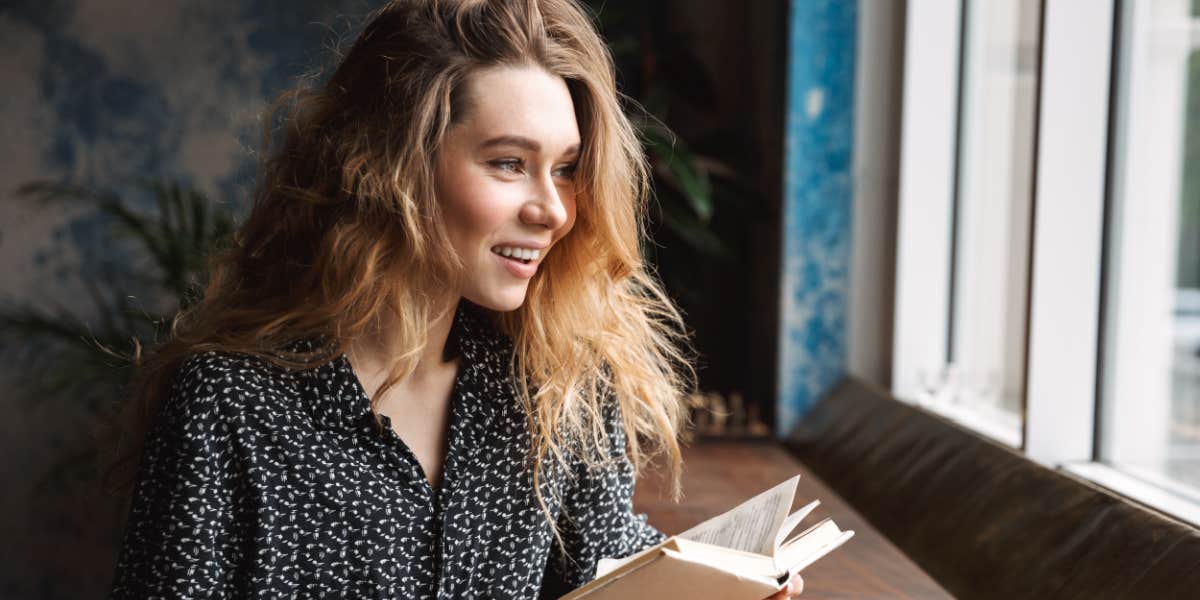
[{"left": 464, "top": 288, "right": 528, "bottom": 313}]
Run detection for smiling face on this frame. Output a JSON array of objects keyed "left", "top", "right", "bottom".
[{"left": 435, "top": 65, "right": 581, "bottom": 312}]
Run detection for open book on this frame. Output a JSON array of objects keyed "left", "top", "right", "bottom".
[{"left": 559, "top": 475, "right": 854, "bottom": 600}]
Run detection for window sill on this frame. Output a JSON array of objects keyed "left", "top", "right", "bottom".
[
  {"left": 1062, "top": 461, "right": 1200, "bottom": 529},
  {"left": 907, "top": 393, "right": 1024, "bottom": 449}
]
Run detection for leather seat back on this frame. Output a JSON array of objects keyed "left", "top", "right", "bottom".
[{"left": 786, "top": 377, "right": 1200, "bottom": 600}]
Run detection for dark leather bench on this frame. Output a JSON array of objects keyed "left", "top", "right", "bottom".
[{"left": 785, "top": 377, "right": 1200, "bottom": 600}]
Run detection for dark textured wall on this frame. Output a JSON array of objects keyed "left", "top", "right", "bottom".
[{"left": 0, "top": 2, "right": 380, "bottom": 596}]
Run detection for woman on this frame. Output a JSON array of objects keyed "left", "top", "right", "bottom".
[{"left": 109, "top": 0, "right": 803, "bottom": 598}]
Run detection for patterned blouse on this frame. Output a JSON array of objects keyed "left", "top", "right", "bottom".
[{"left": 109, "top": 301, "right": 665, "bottom": 599}]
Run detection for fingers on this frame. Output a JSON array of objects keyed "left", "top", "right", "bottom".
[
  {"left": 786, "top": 573, "right": 804, "bottom": 597},
  {"left": 764, "top": 574, "right": 805, "bottom": 599}
]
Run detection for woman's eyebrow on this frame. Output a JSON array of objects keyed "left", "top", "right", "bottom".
[
  {"left": 480, "top": 135, "right": 580, "bottom": 157},
  {"left": 480, "top": 135, "right": 540, "bottom": 152}
]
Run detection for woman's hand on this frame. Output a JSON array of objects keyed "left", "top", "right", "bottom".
[{"left": 764, "top": 573, "right": 803, "bottom": 599}]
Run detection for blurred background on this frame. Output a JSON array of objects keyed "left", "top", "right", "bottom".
[{"left": 2, "top": 0, "right": 1198, "bottom": 597}]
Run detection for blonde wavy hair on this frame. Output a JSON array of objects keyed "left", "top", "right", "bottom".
[{"left": 112, "top": 0, "right": 694, "bottom": 522}]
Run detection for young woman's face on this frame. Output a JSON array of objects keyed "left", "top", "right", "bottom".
[{"left": 435, "top": 65, "right": 581, "bottom": 312}]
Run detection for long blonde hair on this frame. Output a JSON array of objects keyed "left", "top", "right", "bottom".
[{"left": 113, "top": 0, "right": 693, "bottom": 522}]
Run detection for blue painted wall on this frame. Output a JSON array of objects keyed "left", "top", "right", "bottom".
[{"left": 777, "top": 0, "right": 857, "bottom": 435}]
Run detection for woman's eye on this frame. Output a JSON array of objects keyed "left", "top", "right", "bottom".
[
  {"left": 490, "top": 158, "right": 523, "bottom": 173},
  {"left": 553, "top": 163, "right": 578, "bottom": 179}
]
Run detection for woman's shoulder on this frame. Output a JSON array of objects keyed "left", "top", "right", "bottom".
[
  {"left": 173, "top": 346, "right": 304, "bottom": 393},
  {"left": 160, "top": 345, "right": 315, "bottom": 428}
]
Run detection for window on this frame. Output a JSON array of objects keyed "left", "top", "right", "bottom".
[
  {"left": 893, "top": 0, "right": 1042, "bottom": 448},
  {"left": 946, "top": 0, "right": 1041, "bottom": 440},
  {"left": 1100, "top": 0, "right": 1200, "bottom": 504},
  {"left": 895, "top": 0, "right": 1200, "bottom": 526}
]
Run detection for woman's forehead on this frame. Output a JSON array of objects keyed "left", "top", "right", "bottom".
[{"left": 454, "top": 65, "right": 581, "bottom": 154}]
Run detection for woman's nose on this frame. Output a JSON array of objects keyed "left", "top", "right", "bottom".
[{"left": 521, "top": 175, "right": 570, "bottom": 230}]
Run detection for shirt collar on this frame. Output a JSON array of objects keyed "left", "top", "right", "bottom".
[{"left": 300, "top": 299, "right": 513, "bottom": 432}]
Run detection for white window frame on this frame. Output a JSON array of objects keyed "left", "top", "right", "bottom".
[
  {"left": 893, "top": 0, "right": 959, "bottom": 428},
  {"left": 894, "top": 0, "right": 1200, "bottom": 527},
  {"left": 1022, "top": 0, "right": 1112, "bottom": 467},
  {"left": 894, "top": 0, "right": 1029, "bottom": 449}
]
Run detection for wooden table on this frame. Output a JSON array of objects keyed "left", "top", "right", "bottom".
[{"left": 633, "top": 439, "right": 953, "bottom": 599}]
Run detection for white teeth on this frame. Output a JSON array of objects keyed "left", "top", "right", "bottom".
[{"left": 491, "top": 246, "right": 541, "bottom": 261}]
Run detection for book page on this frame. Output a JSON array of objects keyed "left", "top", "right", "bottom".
[
  {"left": 668, "top": 537, "right": 779, "bottom": 578},
  {"left": 779, "top": 522, "right": 855, "bottom": 575},
  {"left": 773, "top": 499, "right": 821, "bottom": 553},
  {"left": 677, "top": 475, "right": 800, "bottom": 555},
  {"left": 595, "top": 541, "right": 662, "bottom": 578}
]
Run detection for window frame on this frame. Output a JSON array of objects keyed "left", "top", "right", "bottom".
[
  {"left": 894, "top": 0, "right": 1200, "bottom": 526},
  {"left": 892, "top": 0, "right": 959, "bottom": 426},
  {"left": 1023, "top": 0, "right": 1112, "bottom": 467}
]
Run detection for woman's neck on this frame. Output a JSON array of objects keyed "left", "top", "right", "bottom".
[{"left": 347, "top": 296, "right": 460, "bottom": 383}]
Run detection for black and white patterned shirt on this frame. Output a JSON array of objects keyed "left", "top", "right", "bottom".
[{"left": 109, "top": 301, "right": 665, "bottom": 599}]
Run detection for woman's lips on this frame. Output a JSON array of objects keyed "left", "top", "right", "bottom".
[{"left": 494, "top": 252, "right": 537, "bottom": 278}]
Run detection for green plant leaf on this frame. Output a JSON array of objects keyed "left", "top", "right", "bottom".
[
  {"left": 640, "top": 125, "right": 714, "bottom": 222},
  {"left": 658, "top": 198, "right": 731, "bottom": 260}
]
